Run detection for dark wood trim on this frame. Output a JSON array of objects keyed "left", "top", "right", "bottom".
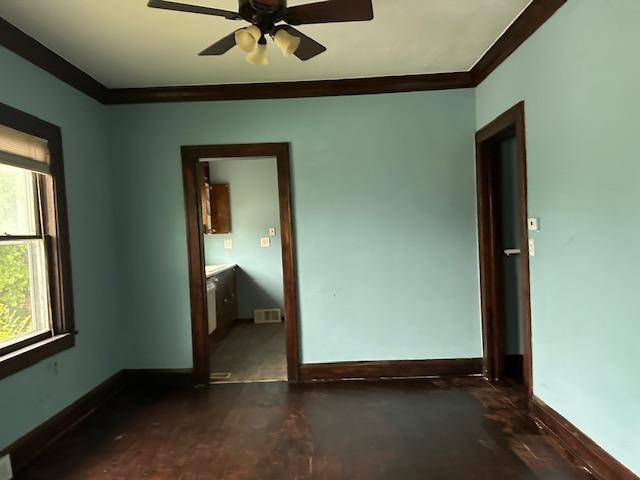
[
  {"left": 503, "top": 353, "right": 524, "bottom": 379},
  {"left": 181, "top": 143, "right": 300, "bottom": 384},
  {"left": 0, "top": 102, "right": 76, "bottom": 379},
  {"left": 471, "top": 0, "right": 567, "bottom": 85},
  {"left": 1, "top": 368, "right": 195, "bottom": 474},
  {"left": 531, "top": 396, "right": 639, "bottom": 480},
  {"left": 104, "top": 72, "right": 473, "bottom": 104},
  {"left": 122, "top": 369, "right": 194, "bottom": 386},
  {"left": 1, "top": 370, "right": 125, "bottom": 473},
  {"left": 0, "top": 334, "right": 74, "bottom": 380},
  {"left": 0, "top": 234, "right": 44, "bottom": 242},
  {"left": 0, "top": 17, "right": 107, "bottom": 102},
  {"left": 299, "top": 358, "right": 483, "bottom": 382},
  {"left": 475, "top": 102, "right": 533, "bottom": 398},
  {"left": 0, "top": 1, "right": 566, "bottom": 103},
  {"left": 0, "top": 331, "right": 51, "bottom": 358}
]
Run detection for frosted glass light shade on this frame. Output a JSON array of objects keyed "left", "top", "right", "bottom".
[
  {"left": 235, "top": 25, "right": 261, "bottom": 53},
  {"left": 274, "top": 29, "right": 301, "bottom": 57},
  {"left": 246, "top": 43, "right": 268, "bottom": 65}
]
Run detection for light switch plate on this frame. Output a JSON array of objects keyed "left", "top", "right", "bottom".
[
  {"left": 528, "top": 239, "right": 536, "bottom": 257},
  {"left": 268, "top": 227, "right": 276, "bottom": 236},
  {"left": 260, "top": 237, "right": 270, "bottom": 248},
  {"left": 527, "top": 218, "right": 540, "bottom": 231},
  {"left": 0, "top": 454, "right": 13, "bottom": 480},
  {"left": 223, "top": 239, "right": 233, "bottom": 250}
]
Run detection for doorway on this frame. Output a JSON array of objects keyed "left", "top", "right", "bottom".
[
  {"left": 475, "top": 102, "right": 533, "bottom": 396},
  {"left": 181, "top": 143, "right": 300, "bottom": 385}
]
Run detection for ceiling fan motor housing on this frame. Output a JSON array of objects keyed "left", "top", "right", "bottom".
[
  {"left": 147, "top": 0, "right": 373, "bottom": 62},
  {"left": 240, "top": 0, "right": 288, "bottom": 34}
]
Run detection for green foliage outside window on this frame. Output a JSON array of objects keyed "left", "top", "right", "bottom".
[
  {"left": 0, "top": 160, "right": 34, "bottom": 341},
  {"left": 0, "top": 243, "right": 32, "bottom": 341}
]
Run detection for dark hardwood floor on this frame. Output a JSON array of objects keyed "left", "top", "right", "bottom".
[
  {"left": 210, "top": 322, "right": 286, "bottom": 383},
  {"left": 19, "top": 378, "right": 594, "bottom": 479}
]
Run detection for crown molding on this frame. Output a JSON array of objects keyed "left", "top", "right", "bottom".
[
  {"left": 102, "top": 72, "right": 473, "bottom": 104},
  {"left": 0, "top": 0, "right": 566, "bottom": 105},
  {"left": 0, "top": 16, "right": 107, "bottom": 102},
  {"left": 471, "top": 0, "right": 566, "bottom": 85}
]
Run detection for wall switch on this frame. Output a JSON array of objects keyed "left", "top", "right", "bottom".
[
  {"left": 260, "top": 237, "right": 270, "bottom": 248},
  {"left": 0, "top": 454, "right": 13, "bottom": 480},
  {"left": 527, "top": 218, "right": 540, "bottom": 231},
  {"left": 223, "top": 239, "right": 233, "bottom": 250},
  {"left": 528, "top": 239, "right": 536, "bottom": 257},
  {"left": 268, "top": 227, "right": 276, "bottom": 237}
]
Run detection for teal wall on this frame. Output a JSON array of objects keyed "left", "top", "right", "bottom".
[
  {"left": 107, "top": 89, "right": 482, "bottom": 367},
  {"left": 4, "top": 3, "right": 636, "bottom": 474},
  {"left": 475, "top": 1, "right": 640, "bottom": 475},
  {"left": 0, "top": 49, "right": 122, "bottom": 450},
  {"left": 204, "top": 157, "right": 284, "bottom": 319}
]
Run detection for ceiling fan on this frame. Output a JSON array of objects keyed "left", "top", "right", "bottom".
[{"left": 147, "top": 0, "right": 374, "bottom": 65}]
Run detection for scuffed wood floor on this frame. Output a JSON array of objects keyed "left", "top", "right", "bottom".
[{"left": 20, "top": 378, "right": 594, "bottom": 479}]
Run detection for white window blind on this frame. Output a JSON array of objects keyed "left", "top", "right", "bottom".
[{"left": 0, "top": 123, "right": 50, "bottom": 173}]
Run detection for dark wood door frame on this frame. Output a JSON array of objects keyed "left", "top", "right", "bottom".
[
  {"left": 475, "top": 102, "right": 533, "bottom": 398},
  {"left": 181, "top": 143, "right": 300, "bottom": 384}
]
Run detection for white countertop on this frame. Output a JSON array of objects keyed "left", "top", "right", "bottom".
[{"left": 205, "top": 264, "right": 236, "bottom": 278}]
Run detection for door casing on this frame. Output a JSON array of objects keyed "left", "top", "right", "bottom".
[
  {"left": 181, "top": 143, "right": 300, "bottom": 385},
  {"left": 475, "top": 102, "right": 533, "bottom": 398}
]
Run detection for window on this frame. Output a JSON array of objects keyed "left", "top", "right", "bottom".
[{"left": 0, "top": 103, "right": 74, "bottom": 379}]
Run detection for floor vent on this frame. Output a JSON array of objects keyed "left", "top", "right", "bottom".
[{"left": 254, "top": 308, "right": 282, "bottom": 324}]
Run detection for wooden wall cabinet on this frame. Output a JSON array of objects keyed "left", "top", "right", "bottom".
[
  {"left": 199, "top": 162, "right": 231, "bottom": 235},
  {"left": 210, "top": 183, "right": 231, "bottom": 234}
]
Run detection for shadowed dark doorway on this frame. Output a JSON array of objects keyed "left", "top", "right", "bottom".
[{"left": 475, "top": 102, "right": 533, "bottom": 396}]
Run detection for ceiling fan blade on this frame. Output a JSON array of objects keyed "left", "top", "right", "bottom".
[
  {"left": 283, "top": 0, "right": 373, "bottom": 26},
  {"left": 199, "top": 31, "right": 238, "bottom": 55},
  {"left": 147, "top": 0, "right": 243, "bottom": 20},
  {"left": 279, "top": 26, "right": 326, "bottom": 61}
]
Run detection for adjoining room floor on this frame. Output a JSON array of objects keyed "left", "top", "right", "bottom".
[
  {"left": 209, "top": 322, "right": 286, "bottom": 383},
  {"left": 21, "top": 379, "right": 594, "bottom": 480}
]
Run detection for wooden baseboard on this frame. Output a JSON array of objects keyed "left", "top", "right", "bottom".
[
  {"left": 299, "top": 358, "right": 483, "bottom": 382},
  {"left": 531, "top": 396, "right": 638, "bottom": 480},
  {"left": 235, "top": 318, "right": 285, "bottom": 323},
  {"left": 2, "top": 368, "right": 195, "bottom": 474},
  {"left": 123, "top": 368, "right": 194, "bottom": 386},
  {"left": 2, "top": 370, "right": 126, "bottom": 472},
  {"left": 235, "top": 318, "right": 254, "bottom": 324}
]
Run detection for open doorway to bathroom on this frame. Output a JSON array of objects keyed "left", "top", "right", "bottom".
[{"left": 181, "top": 143, "right": 300, "bottom": 385}]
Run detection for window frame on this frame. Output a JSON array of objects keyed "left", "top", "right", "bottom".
[{"left": 0, "top": 102, "right": 75, "bottom": 380}]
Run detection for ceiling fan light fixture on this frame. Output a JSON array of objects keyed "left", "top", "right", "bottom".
[
  {"left": 148, "top": 0, "right": 375, "bottom": 63},
  {"left": 235, "top": 25, "right": 262, "bottom": 53},
  {"left": 246, "top": 43, "right": 268, "bottom": 65},
  {"left": 273, "top": 29, "right": 301, "bottom": 57}
]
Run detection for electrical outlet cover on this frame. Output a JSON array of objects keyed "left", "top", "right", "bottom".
[
  {"left": 260, "top": 237, "right": 270, "bottom": 248},
  {"left": 223, "top": 239, "right": 233, "bottom": 249},
  {"left": 268, "top": 227, "right": 276, "bottom": 236}
]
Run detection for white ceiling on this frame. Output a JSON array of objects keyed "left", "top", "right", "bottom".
[{"left": 0, "top": 0, "right": 532, "bottom": 88}]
